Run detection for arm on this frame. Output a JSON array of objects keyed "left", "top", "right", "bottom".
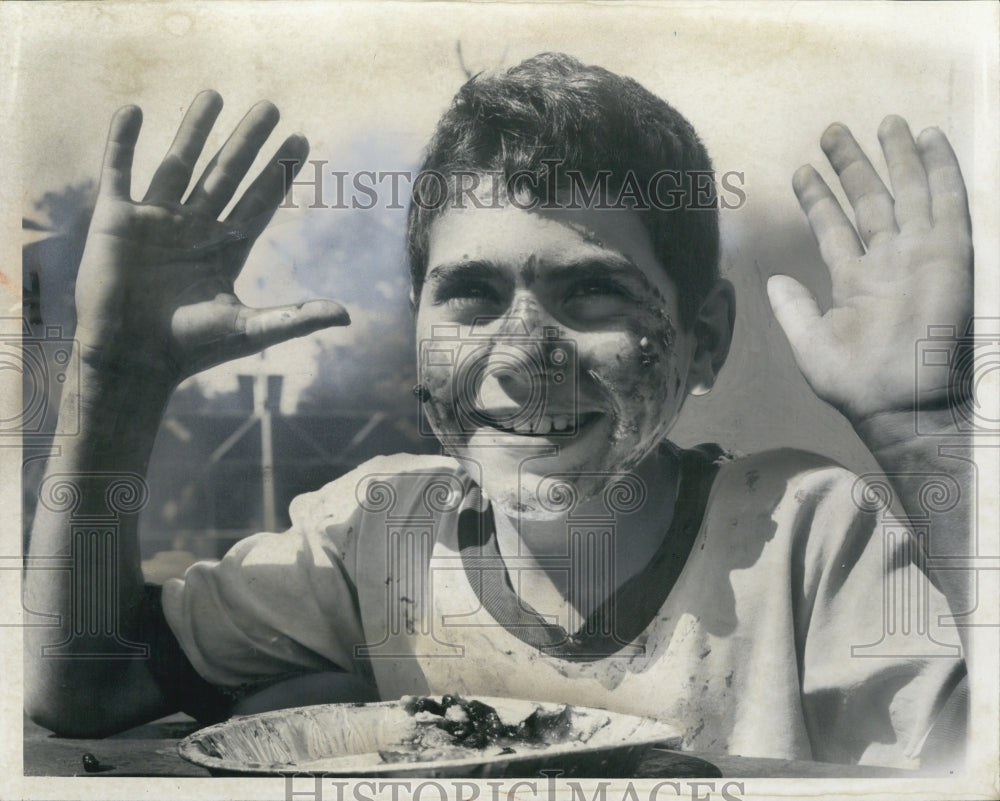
[
  {"left": 24, "top": 93, "right": 349, "bottom": 737},
  {"left": 767, "top": 116, "right": 974, "bottom": 616}
]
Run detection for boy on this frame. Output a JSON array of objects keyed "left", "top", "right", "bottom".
[{"left": 25, "top": 54, "right": 972, "bottom": 768}]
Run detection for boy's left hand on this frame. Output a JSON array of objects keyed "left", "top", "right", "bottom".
[{"left": 767, "top": 116, "right": 973, "bottom": 426}]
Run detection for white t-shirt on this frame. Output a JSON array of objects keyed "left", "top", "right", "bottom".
[{"left": 162, "top": 447, "right": 964, "bottom": 768}]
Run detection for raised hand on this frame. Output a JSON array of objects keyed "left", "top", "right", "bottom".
[
  {"left": 75, "top": 91, "right": 349, "bottom": 384},
  {"left": 766, "top": 116, "right": 973, "bottom": 425}
]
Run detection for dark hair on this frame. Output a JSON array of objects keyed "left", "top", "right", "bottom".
[{"left": 405, "top": 53, "right": 720, "bottom": 328}]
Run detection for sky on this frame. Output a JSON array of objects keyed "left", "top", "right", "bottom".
[{"left": 6, "top": 0, "right": 998, "bottom": 472}]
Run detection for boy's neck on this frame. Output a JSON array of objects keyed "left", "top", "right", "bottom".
[{"left": 491, "top": 444, "right": 682, "bottom": 627}]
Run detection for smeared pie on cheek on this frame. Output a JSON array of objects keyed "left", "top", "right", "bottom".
[
  {"left": 581, "top": 305, "right": 680, "bottom": 473},
  {"left": 419, "top": 364, "right": 463, "bottom": 449}
]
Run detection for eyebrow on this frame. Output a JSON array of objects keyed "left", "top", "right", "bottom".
[
  {"left": 543, "top": 255, "right": 641, "bottom": 283},
  {"left": 429, "top": 253, "right": 639, "bottom": 280},
  {"left": 545, "top": 257, "right": 668, "bottom": 304},
  {"left": 426, "top": 260, "right": 512, "bottom": 285},
  {"left": 425, "top": 254, "right": 666, "bottom": 302}
]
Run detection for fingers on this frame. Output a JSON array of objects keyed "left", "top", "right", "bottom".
[
  {"left": 766, "top": 274, "right": 828, "bottom": 366},
  {"left": 877, "top": 115, "right": 931, "bottom": 230},
  {"left": 804, "top": 118, "right": 968, "bottom": 250},
  {"left": 100, "top": 105, "right": 143, "bottom": 199},
  {"left": 239, "top": 300, "right": 351, "bottom": 351},
  {"left": 820, "top": 122, "right": 898, "bottom": 247},
  {"left": 792, "top": 164, "right": 864, "bottom": 265},
  {"left": 143, "top": 90, "right": 224, "bottom": 204},
  {"left": 226, "top": 134, "right": 309, "bottom": 234},
  {"left": 185, "top": 100, "right": 281, "bottom": 218},
  {"left": 916, "top": 127, "right": 971, "bottom": 233}
]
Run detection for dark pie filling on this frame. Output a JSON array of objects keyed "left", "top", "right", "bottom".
[{"left": 378, "top": 695, "right": 574, "bottom": 762}]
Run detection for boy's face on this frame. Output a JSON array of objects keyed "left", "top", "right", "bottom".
[{"left": 415, "top": 189, "right": 699, "bottom": 519}]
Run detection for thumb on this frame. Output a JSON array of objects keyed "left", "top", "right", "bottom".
[
  {"left": 242, "top": 299, "right": 351, "bottom": 350},
  {"left": 766, "top": 274, "right": 823, "bottom": 359}
]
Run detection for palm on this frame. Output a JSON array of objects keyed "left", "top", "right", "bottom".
[
  {"left": 76, "top": 92, "right": 348, "bottom": 384},
  {"left": 80, "top": 200, "right": 254, "bottom": 376},
  {"left": 768, "top": 117, "right": 973, "bottom": 423}
]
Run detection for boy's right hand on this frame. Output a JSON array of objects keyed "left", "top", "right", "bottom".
[{"left": 75, "top": 90, "right": 349, "bottom": 387}]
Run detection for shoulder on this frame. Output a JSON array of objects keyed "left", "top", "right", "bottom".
[
  {"left": 697, "top": 446, "right": 872, "bottom": 561},
  {"left": 287, "top": 453, "right": 468, "bottom": 535},
  {"left": 704, "top": 446, "right": 858, "bottom": 507}
]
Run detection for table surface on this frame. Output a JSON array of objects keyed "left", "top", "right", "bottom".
[{"left": 24, "top": 714, "right": 917, "bottom": 779}]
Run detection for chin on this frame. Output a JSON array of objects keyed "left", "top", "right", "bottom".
[
  {"left": 457, "top": 450, "right": 626, "bottom": 522},
  {"left": 438, "top": 411, "right": 665, "bottom": 520},
  {"left": 481, "top": 477, "right": 605, "bottom": 522}
]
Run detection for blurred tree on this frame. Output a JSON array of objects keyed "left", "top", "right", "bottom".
[
  {"left": 22, "top": 179, "right": 95, "bottom": 336},
  {"left": 296, "top": 314, "right": 417, "bottom": 415}
]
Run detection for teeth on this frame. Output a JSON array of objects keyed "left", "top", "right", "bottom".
[
  {"left": 484, "top": 413, "right": 584, "bottom": 435},
  {"left": 532, "top": 416, "right": 553, "bottom": 435}
]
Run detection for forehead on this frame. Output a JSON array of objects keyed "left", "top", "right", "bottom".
[{"left": 425, "top": 195, "right": 676, "bottom": 299}]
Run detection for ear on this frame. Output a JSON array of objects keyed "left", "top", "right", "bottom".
[{"left": 686, "top": 278, "right": 735, "bottom": 397}]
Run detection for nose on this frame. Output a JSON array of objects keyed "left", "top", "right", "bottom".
[
  {"left": 488, "top": 291, "right": 552, "bottom": 341},
  {"left": 470, "top": 294, "right": 568, "bottom": 417}
]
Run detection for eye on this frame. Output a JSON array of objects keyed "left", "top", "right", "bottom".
[
  {"left": 568, "top": 279, "right": 627, "bottom": 298},
  {"left": 563, "top": 278, "right": 635, "bottom": 321},
  {"left": 433, "top": 278, "right": 504, "bottom": 311}
]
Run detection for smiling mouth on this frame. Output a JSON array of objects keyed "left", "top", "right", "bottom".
[{"left": 474, "top": 411, "right": 605, "bottom": 436}]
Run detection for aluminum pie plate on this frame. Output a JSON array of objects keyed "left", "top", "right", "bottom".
[{"left": 178, "top": 696, "right": 683, "bottom": 778}]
